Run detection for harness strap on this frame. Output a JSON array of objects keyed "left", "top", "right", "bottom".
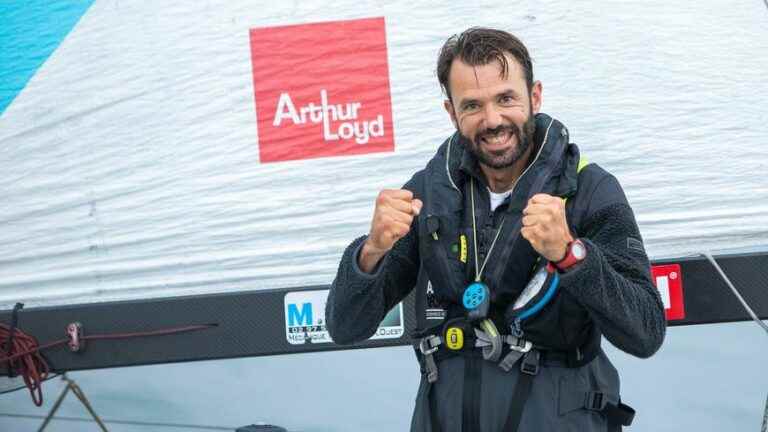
[
  {"left": 499, "top": 335, "right": 532, "bottom": 372},
  {"left": 419, "top": 335, "right": 442, "bottom": 383},
  {"left": 560, "top": 388, "right": 636, "bottom": 428},
  {"left": 501, "top": 349, "right": 540, "bottom": 431},
  {"left": 584, "top": 392, "right": 635, "bottom": 428},
  {"left": 416, "top": 336, "right": 444, "bottom": 432},
  {"left": 427, "top": 381, "right": 442, "bottom": 432}
]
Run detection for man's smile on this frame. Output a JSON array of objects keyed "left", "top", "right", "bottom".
[{"left": 478, "top": 128, "right": 516, "bottom": 153}]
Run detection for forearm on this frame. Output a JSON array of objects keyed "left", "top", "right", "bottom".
[
  {"left": 358, "top": 239, "right": 388, "bottom": 274},
  {"left": 326, "top": 233, "right": 419, "bottom": 345},
  {"left": 560, "top": 203, "right": 666, "bottom": 358}
]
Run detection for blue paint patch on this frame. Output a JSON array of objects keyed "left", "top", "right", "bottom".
[{"left": 0, "top": 0, "right": 95, "bottom": 116}]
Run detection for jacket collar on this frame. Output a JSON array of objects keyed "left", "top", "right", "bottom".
[{"left": 446, "top": 113, "right": 579, "bottom": 200}]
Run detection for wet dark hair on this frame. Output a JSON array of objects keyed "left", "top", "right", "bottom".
[{"left": 436, "top": 27, "right": 534, "bottom": 102}]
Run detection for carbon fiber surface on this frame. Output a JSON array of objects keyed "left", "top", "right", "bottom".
[
  {"left": 0, "top": 286, "right": 417, "bottom": 375},
  {"left": 0, "top": 252, "right": 765, "bottom": 373},
  {"left": 658, "top": 251, "right": 768, "bottom": 326}
]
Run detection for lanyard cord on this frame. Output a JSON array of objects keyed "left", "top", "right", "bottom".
[{"left": 470, "top": 177, "right": 506, "bottom": 282}]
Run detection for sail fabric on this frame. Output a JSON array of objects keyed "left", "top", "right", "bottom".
[{"left": 1, "top": 0, "right": 767, "bottom": 309}]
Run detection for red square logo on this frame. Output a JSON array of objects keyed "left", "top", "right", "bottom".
[
  {"left": 250, "top": 17, "right": 395, "bottom": 163},
  {"left": 651, "top": 264, "right": 686, "bottom": 321}
]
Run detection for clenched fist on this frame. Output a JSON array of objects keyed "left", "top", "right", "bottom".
[
  {"left": 520, "top": 193, "right": 574, "bottom": 262},
  {"left": 359, "top": 189, "right": 423, "bottom": 273}
]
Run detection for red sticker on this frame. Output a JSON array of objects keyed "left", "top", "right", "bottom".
[
  {"left": 250, "top": 17, "right": 395, "bottom": 163},
  {"left": 651, "top": 264, "right": 685, "bottom": 321}
]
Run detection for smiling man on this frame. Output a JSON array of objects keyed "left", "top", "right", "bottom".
[{"left": 326, "top": 28, "right": 666, "bottom": 432}]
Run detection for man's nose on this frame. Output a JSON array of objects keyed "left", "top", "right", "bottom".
[{"left": 482, "top": 104, "right": 502, "bottom": 129}]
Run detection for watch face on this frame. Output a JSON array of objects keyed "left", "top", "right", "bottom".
[{"left": 572, "top": 241, "right": 587, "bottom": 260}]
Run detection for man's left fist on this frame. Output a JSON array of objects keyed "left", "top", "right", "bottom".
[{"left": 520, "top": 193, "right": 574, "bottom": 262}]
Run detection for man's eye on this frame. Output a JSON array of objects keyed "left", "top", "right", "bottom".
[
  {"left": 500, "top": 96, "right": 515, "bottom": 104},
  {"left": 463, "top": 103, "right": 479, "bottom": 111}
]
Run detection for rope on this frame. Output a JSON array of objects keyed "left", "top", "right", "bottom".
[
  {"left": 762, "top": 393, "right": 767, "bottom": 432},
  {"left": 0, "top": 321, "right": 218, "bottom": 406},
  {"left": 703, "top": 252, "right": 768, "bottom": 432},
  {"left": 702, "top": 252, "right": 768, "bottom": 336},
  {"left": 0, "top": 413, "right": 234, "bottom": 431}
]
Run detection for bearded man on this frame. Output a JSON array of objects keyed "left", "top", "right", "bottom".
[{"left": 326, "top": 27, "right": 666, "bottom": 432}]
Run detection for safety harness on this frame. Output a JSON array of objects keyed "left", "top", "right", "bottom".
[
  {"left": 415, "top": 295, "right": 636, "bottom": 431},
  {"left": 413, "top": 155, "right": 636, "bottom": 431}
]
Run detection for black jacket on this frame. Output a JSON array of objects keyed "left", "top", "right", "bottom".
[
  {"left": 327, "top": 113, "right": 666, "bottom": 359},
  {"left": 326, "top": 113, "right": 666, "bottom": 431}
]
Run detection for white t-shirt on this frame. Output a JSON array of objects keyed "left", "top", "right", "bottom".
[{"left": 488, "top": 188, "right": 513, "bottom": 212}]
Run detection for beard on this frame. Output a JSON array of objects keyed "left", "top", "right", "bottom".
[{"left": 461, "top": 113, "right": 536, "bottom": 170}]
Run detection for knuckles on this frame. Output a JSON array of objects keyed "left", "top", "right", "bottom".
[
  {"left": 371, "top": 189, "right": 415, "bottom": 250},
  {"left": 376, "top": 192, "right": 389, "bottom": 207}
]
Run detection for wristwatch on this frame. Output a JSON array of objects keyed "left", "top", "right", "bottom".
[{"left": 552, "top": 239, "right": 587, "bottom": 272}]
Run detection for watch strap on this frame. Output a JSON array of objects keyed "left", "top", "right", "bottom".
[{"left": 553, "top": 239, "right": 585, "bottom": 272}]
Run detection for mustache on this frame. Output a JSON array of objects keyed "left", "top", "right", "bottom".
[{"left": 474, "top": 124, "right": 521, "bottom": 145}]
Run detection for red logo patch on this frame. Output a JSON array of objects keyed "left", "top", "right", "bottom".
[
  {"left": 249, "top": 17, "right": 395, "bottom": 163},
  {"left": 651, "top": 264, "right": 685, "bottom": 321}
]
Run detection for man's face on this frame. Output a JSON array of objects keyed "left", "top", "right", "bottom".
[{"left": 444, "top": 54, "right": 542, "bottom": 170}]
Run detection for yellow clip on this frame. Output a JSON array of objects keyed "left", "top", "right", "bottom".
[
  {"left": 445, "top": 327, "right": 464, "bottom": 350},
  {"left": 459, "top": 234, "right": 468, "bottom": 263}
]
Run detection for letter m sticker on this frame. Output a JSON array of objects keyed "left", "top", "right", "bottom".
[{"left": 288, "top": 302, "right": 313, "bottom": 327}]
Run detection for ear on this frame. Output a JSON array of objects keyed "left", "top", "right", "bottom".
[
  {"left": 530, "top": 81, "right": 543, "bottom": 114},
  {"left": 444, "top": 99, "right": 458, "bottom": 128}
]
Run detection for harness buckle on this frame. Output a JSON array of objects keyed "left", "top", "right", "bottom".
[
  {"left": 417, "top": 335, "right": 442, "bottom": 383},
  {"left": 505, "top": 335, "right": 532, "bottom": 353},
  {"left": 419, "top": 335, "right": 441, "bottom": 356},
  {"left": 585, "top": 391, "right": 608, "bottom": 411},
  {"left": 520, "top": 350, "right": 540, "bottom": 376}
]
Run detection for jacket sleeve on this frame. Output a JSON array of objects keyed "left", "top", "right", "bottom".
[
  {"left": 559, "top": 174, "right": 667, "bottom": 358},
  {"left": 325, "top": 229, "right": 420, "bottom": 345},
  {"left": 325, "top": 172, "right": 424, "bottom": 345}
]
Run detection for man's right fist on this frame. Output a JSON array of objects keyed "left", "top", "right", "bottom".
[{"left": 358, "top": 189, "right": 423, "bottom": 273}]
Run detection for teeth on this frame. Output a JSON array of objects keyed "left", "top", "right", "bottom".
[
  {"left": 485, "top": 131, "right": 507, "bottom": 145},
  {"left": 480, "top": 130, "right": 512, "bottom": 146}
]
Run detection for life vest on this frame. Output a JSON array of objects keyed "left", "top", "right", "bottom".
[{"left": 412, "top": 113, "right": 598, "bottom": 356}]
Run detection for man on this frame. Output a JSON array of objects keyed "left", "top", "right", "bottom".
[{"left": 326, "top": 27, "right": 666, "bottom": 432}]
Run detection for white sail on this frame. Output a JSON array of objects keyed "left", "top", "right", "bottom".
[{"left": 2, "top": 1, "right": 767, "bottom": 309}]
